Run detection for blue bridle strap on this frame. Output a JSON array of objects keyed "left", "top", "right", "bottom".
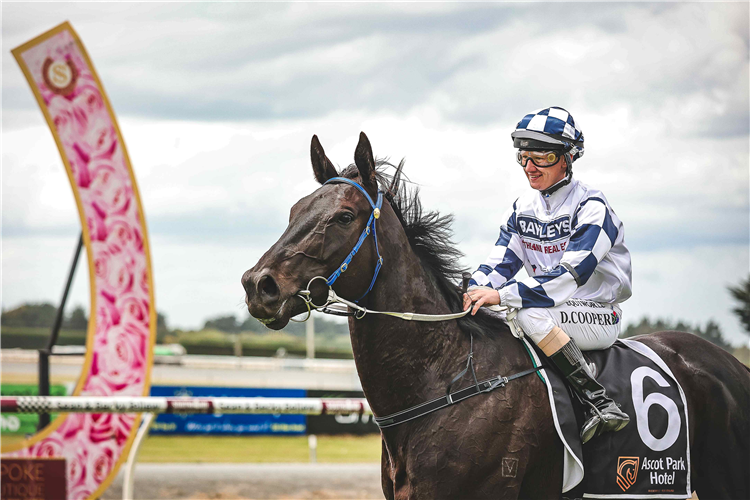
[{"left": 323, "top": 177, "right": 384, "bottom": 302}]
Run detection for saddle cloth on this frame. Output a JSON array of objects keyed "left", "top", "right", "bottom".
[{"left": 522, "top": 338, "right": 691, "bottom": 499}]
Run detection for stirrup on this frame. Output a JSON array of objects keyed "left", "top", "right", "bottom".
[
  {"left": 581, "top": 416, "right": 603, "bottom": 444},
  {"left": 580, "top": 400, "right": 629, "bottom": 444}
]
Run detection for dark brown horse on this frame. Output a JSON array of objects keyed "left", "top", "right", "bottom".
[{"left": 242, "top": 132, "right": 750, "bottom": 499}]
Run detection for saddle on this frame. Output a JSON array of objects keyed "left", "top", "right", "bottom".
[{"left": 514, "top": 331, "right": 690, "bottom": 499}]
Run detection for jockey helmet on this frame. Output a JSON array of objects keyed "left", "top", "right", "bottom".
[{"left": 511, "top": 106, "right": 584, "bottom": 163}]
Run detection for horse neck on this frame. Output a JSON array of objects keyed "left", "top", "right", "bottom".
[{"left": 345, "top": 210, "right": 519, "bottom": 417}]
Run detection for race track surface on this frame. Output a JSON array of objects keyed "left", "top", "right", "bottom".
[{"left": 103, "top": 463, "right": 382, "bottom": 499}]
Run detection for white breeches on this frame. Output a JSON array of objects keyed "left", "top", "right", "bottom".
[{"left": 514, "top": 298, "right": 622, "bottom": 351}]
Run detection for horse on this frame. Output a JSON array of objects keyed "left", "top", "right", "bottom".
[{"left": 242, "top": 132, "right": 750, "bottom": 499}]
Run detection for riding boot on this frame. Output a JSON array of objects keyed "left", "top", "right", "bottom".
[{"left": 549, "top": 338, "right": 630, "bottom": 444}]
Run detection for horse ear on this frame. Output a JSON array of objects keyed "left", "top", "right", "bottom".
[
  {"left": 310, "top": 135, "right": 338, "bottom": 184},
  {"left": 354, "top": 132, "right": 377, "bottom": 190}
]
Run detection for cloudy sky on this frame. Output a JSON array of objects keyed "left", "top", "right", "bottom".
[{"left": 2, "top": 2, "right": 748, "bottom": 345}]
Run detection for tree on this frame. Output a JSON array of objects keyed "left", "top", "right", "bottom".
[
  {"left": 64, "top": 305, "right": 88, "bottom": 330},
  {"left": 620, "top": 316, "right": 732, "bottom": 351},
  {"left": 240, "top": 314, "right": 265, "bottom": 333},
  {"left": 1, "top": 303, "right": 58, "bottom": 327},
  {"left": 238, "top": 313, "right": 350, "bottom": 337},
  {"left": 157, "top": 312, "right": 169, "bottom": 335},
  {"left": 156, "top": 312, "right": 170, "bottom": 343},
  {"left": 728, "top": 274, "right": 750, "bottom": 335},
  {"left": 204, "top": 314, "right": 240, "bottom": 333}
]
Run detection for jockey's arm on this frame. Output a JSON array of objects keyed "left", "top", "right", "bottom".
[
  {"left": 497, "top": 198, "right": 619, "bottom": 309},
  {"left": 467, "top": 203, "right": 526, "bottom": 287}
]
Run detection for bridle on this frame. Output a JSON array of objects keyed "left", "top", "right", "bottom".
[
  {"left": 291, "top": 176, "right": 477, "bottom": 323},
  {"left": 285, "top": 176, "right": 544, "bottom": 428},
  {"left": 321, "top": 177, "right": 384, "bottom": 302}
]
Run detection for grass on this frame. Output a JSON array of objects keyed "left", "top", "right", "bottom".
[
  {"left": 137, "top": 435, "right": 381, "bottom": 463},
  {"left": 1, "top": 434, "right": 28, "bottom": 447}
]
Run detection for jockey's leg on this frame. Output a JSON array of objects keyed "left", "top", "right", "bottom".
[{"left": 515, "top": 302, "right": 629, "bottom": 444}]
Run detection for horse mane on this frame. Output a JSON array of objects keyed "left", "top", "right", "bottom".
[{"left": 339, "top": 160, "right": 509, "bottom": 339}]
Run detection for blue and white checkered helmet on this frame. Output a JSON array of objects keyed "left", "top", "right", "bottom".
[{"left": 511, "top": 107, "right": 584, "bottom": 162}]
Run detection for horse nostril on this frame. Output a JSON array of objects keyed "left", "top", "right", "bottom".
[
  {"left": 258, "top": 274, "right": 280, "bottom": 301},
  {"left": 241, "top": 270, "right": 255, "bottom": 296}
]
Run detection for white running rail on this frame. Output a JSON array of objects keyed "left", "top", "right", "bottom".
[{"left": 0, "top": 396, "right": 372, "bottom": 500}]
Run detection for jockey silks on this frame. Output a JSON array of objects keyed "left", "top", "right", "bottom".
[{"left": 469, "top": 177, "right": 632, "bottom": 309}]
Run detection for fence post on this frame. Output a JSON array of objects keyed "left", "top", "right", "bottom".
[
  {"left": 308, "top": 434, "right": 317, "bottom": 463},
  {"left": 37, "top": 350, "right": 50, "bottom": 430},
  {"left": 37, "top": 232, "right": 83, "bottom": 432},
  {"left": 122, "top": 412, "right": 155, "bottom": 500},
  {"left": 306, "top": 314, "right": 315, "bottom": 359}
]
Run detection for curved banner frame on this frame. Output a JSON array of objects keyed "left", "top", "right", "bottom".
[{"left": 4, "top": 22, "right": 156, "bottom": 500}]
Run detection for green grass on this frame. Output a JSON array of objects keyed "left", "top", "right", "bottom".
[{"left": 137, "top": 435, "right": 381, "bottom": 463}]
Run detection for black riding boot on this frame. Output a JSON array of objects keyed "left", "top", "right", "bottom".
[{"left": 549, "top": 339, "right": 630, "bottom": 444}]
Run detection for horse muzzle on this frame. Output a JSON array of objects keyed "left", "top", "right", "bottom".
[{"left": 242, "top": 269, "right": 306, "bottom": 329}]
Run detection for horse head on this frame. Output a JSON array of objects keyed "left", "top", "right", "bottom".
[{"left": 242, "top": 132, "right": 398, "bottom": 329}]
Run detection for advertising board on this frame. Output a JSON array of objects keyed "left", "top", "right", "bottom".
[
  {"left": 1, "top": 458, "right": 66, "bottom": 500},
  {"left": 306, "top": 390, "right": 379, "bottom": 435},
  {"left": 149, "top": 386, "right": 306, "bottom": 435},
  {"left": 0, "top": 384, "right": 68, "bottom": 435}
]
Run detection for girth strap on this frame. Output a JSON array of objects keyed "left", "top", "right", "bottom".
[{"left": 374, "top": 365, "right": 545, "bottom": 428}]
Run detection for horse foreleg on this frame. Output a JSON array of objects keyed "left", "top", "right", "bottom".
[{"left": 381, "top": 437, "right": 395, "bottom": 500}]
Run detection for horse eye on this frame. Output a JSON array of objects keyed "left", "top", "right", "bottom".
[{"left": 337, "top": 212, "right": 355, "bottom": 225}]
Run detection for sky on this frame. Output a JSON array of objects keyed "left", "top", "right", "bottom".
[{"left": 2, "top": 2, "right": 749, "bottom": 345}]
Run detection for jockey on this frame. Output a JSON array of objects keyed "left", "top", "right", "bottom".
[{"left": 462, "top": 106, "right": 632, "bottom": 444}]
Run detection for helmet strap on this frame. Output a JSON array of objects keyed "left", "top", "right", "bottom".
[
  {"left": 540, "top": 155, "right": 573, "bottom": 197},
  {"left": 564, "top": 152, "right": 573, "bottom": 177}
]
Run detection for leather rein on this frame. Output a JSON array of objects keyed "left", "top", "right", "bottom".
[{"left": 291, "top": 176, "right": 544, "bottom": 428}]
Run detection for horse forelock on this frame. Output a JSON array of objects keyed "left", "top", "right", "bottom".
[{"left": 338, "top": 158, "right": 509, "bottom": 339}]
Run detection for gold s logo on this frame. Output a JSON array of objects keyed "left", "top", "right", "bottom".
[
  {"left": 42, "top": 57, "right": 78, "bottom": 96},
  {"left": 617, "top": 456, "right": 639, "bottom": 492}
]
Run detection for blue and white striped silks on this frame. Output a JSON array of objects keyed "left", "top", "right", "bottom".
[{"left": 469, "top": 178, "right": 632, "bottom": 309}]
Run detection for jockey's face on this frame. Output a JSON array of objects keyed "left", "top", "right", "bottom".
[{"left": 520, "top": 151, "right": 567, "bottom": 191}]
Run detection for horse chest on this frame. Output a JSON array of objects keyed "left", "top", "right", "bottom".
[{"left": 381, "top": 390, "right": 550, "bottom": 499}]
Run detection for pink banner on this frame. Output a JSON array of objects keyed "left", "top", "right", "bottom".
[{"left": 4, "top": 22, "right": 156, "bottom": 500}]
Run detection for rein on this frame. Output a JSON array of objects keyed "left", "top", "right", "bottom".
[
  {"left": 290, "top": 177, "right": 544, "bottom": 428},
  {"left": 294, "top": 276, "right": 474, "bottom": 322}
]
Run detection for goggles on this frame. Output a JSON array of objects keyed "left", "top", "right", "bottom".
[{"left": 516, "top": 150, "right": 562, "bottom": 168}]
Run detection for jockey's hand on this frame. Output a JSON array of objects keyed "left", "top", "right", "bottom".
[{"left": 463, "top": 288, "right": 501, "bottom": 316}]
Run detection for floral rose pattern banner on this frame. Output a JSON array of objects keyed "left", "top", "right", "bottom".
[{"left": 6, "top": 23, "right": 155, "bottom": 500}]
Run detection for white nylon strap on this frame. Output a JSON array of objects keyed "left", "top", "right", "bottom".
[
  {"left": 329, "top": 289, "right": 479, "bottom": 321},
  {"left": 297, "top": 276, "right": 511, "bottom": 323}
]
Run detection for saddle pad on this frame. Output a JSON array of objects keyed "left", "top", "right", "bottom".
[{"left": 523, "top": 338, "right": 691, "bottom": 498}]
